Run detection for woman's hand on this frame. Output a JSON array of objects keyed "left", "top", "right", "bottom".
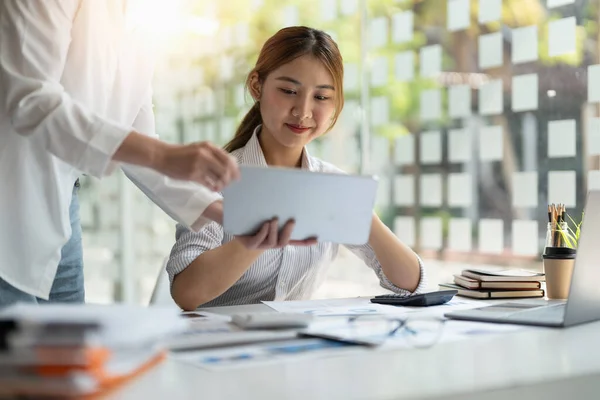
[
  {"left": 114, "top": 132, "right": 240, "bottom": 192},
  {"left": 157, "top": 141, "right": 240, "bottom": 192},
  {"left": 235, "top": 218, "right": 317, "bottom": 250}
]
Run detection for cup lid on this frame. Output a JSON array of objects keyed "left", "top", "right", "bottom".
[{"left": 544, "top": 246, "right": 577, "bottom": 259}]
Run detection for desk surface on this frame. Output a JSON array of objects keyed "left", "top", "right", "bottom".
[{"left": 110, "top": 301, "right": 600, "bottom": 400}]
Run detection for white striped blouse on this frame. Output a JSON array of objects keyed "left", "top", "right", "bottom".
[{"left": 166, "top": 126, "right": 427, "bottom": 307}]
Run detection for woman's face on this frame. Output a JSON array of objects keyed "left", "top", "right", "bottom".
[{"left": 252, "top": 55, "right": 337, "bottom": 150}]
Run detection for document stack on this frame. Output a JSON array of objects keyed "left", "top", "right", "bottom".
[
  {"left": 0, "top": 303, "right": 187, "bottom": 398},
  {"left": 439, "top": 268, "right": 545, "bottom": 299}
]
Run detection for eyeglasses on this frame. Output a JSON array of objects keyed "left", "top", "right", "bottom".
[
  {"left": 345, "top": 315, "right": 446, "bottom": 348},
  {"left": 302, "top": 315, "right": 446, "bottom": 348}
]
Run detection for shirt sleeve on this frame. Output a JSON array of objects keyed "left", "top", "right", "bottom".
[
  {"left": 0, "top": 0, "right": 132, "bottom": 178},
  {"left": 121, "top": 90, "right": 220, "bottom": 231},
  {"left": 166, "top": 222, "right": 224, "bottom": 286},
  {"left": 344, "top": 243, "right": 428, "bottom": 295}
]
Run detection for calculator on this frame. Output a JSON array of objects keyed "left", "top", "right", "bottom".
[{"left": 370, "top": 290, "right": 458, "bottom": 307}]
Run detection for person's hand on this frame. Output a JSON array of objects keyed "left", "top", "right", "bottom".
[
  {"left": 157, "top": 141, "right": 240, "bottom": 192},
  {"left": 114, "top": 133, "right": 239, "bottom": 191},
  {"left": 235, "top": 218, "right": 318, "bottom": 250}
]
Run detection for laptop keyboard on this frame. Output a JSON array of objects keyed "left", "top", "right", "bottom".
[{"left": 506, "top": 303, "right": 566, "bottom": 323}]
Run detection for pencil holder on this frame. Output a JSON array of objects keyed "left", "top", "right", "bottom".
[
  {"left": 545, "top": 221, "right": 569, "bottom": 248},
  {"left": 542, "top": 246, "right": 576, "bottom": 299}
]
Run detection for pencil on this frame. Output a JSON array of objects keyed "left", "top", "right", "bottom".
[
  {"left": 556, "top": 204, "right": 561, "bottom": 247},
  {"left": 552, "top": 203, "right": 559, "bottom": 247}
]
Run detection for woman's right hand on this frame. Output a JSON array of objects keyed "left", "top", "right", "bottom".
[
  {"left": 235, "top": 218, "right": 318, "bottom": 250},
  {"left": 158, "top": 141, "right": 240, "bottom": 192},
  {"left": 114, "top": 132, "right": 240, "bottom": 192}
]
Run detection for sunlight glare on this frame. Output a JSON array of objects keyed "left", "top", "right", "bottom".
[{"left": 127, "top": 0, "right": 219, "bottom": 39}]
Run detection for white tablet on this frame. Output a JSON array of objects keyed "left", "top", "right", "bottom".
[{"left": 222, "top": 166, "right": 378, "bottom": 245}]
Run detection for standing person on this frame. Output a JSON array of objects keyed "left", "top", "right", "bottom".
[
  {"left": 167, "top": 26, "right": 427, "bottom": 311},
  {"left": 0, "top": 1, "right": 239, "bottom": 306}
]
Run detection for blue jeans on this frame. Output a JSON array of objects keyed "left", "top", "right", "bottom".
[{"left": 0, "top": 181, "right": 85, "bottom": 306}]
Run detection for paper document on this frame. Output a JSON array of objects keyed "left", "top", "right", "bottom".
[
  {"left": 263, "top": 297, "right": 482, "bottom": 318},
  {"left": 165, "top": 319, "right": 298, "bottom": 351},
  {"left": 171, "top": 338, "right": 360, "bottom": 371},
  {"left": 401, "top": 298, "right": 487, "bottom": 318},
  {"left": 0, "top": 303, "right": 185, "bottom": 398},
  {"left": 262, "top": 297, "right": 409, "bottom": 316},
  {"left": 0, "top": 303, "right": 187, "bottom": 348},
  {"left": 380, "top": 320, "right": 529, "bottom": 350},
  {"left": 302, "top": 313, "right": 529, "bottom": 350},
  {"left": 264, "top": 297, "right": 525, "bottom": 350}
]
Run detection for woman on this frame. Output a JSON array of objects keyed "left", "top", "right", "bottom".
[
  {"left": 0, "top": 1, "right": 238, "bottom": 306},
  {"left": 167, "top": 26, "right": 427, "bottom": 311}
]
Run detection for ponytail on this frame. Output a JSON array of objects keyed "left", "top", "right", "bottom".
[{"left": 223, "top": 102, "right": 262, "bottom": 153}]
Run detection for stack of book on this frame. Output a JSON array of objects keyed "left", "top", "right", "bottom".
[
  {"left": 0, "top": 303, "right": 187, "bottom": 398},
  {"left": 439, "top": 268, "right": 545, "bottom": 299}
]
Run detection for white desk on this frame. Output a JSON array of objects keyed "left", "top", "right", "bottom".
[{"left": 110, "top": 301, "right": 600, "bottom": 400}]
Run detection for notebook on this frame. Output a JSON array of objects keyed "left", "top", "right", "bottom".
[
  {"left": 461, "top": 269, "right": 545, "bottom": 282},
  {"left": 439, "top": 283, "right": 545, "bottom": 300},
  {"left": 453, "top": 275, "right": 542, "bottom": 290}
]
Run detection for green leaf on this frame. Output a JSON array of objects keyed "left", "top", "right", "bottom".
[
  {"left": 567, "top": 213, "right": 579, "bottom": 227},
  {"left": 559, "top": 230, "right": 574, "bottom": 248}
]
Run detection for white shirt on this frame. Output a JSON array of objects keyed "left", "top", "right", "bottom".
[
  {"left": 167, "top": 127, "right": 427, "bottom": 307},
  {"left": 0, "top": 1, "right": 219, "bottom": 299}
]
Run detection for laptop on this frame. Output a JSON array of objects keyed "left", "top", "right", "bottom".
[
  {"left": 222, "top": 165, "right": 378, "bottom": 245},
  {"left": 445, "top": 190, "right": 600, "bottom": 328}
]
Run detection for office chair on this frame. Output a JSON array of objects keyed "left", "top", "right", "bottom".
[{"left": 149, "top": 257, "right": 179, "bottom": 308}]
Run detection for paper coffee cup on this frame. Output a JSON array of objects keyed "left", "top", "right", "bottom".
[{"left": 542, "top": 247, "right": 576, "bottom": 300}]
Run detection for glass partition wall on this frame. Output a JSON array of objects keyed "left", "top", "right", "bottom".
[{"left": 80, "top": 0, "right": 600, "bottom": 303}]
